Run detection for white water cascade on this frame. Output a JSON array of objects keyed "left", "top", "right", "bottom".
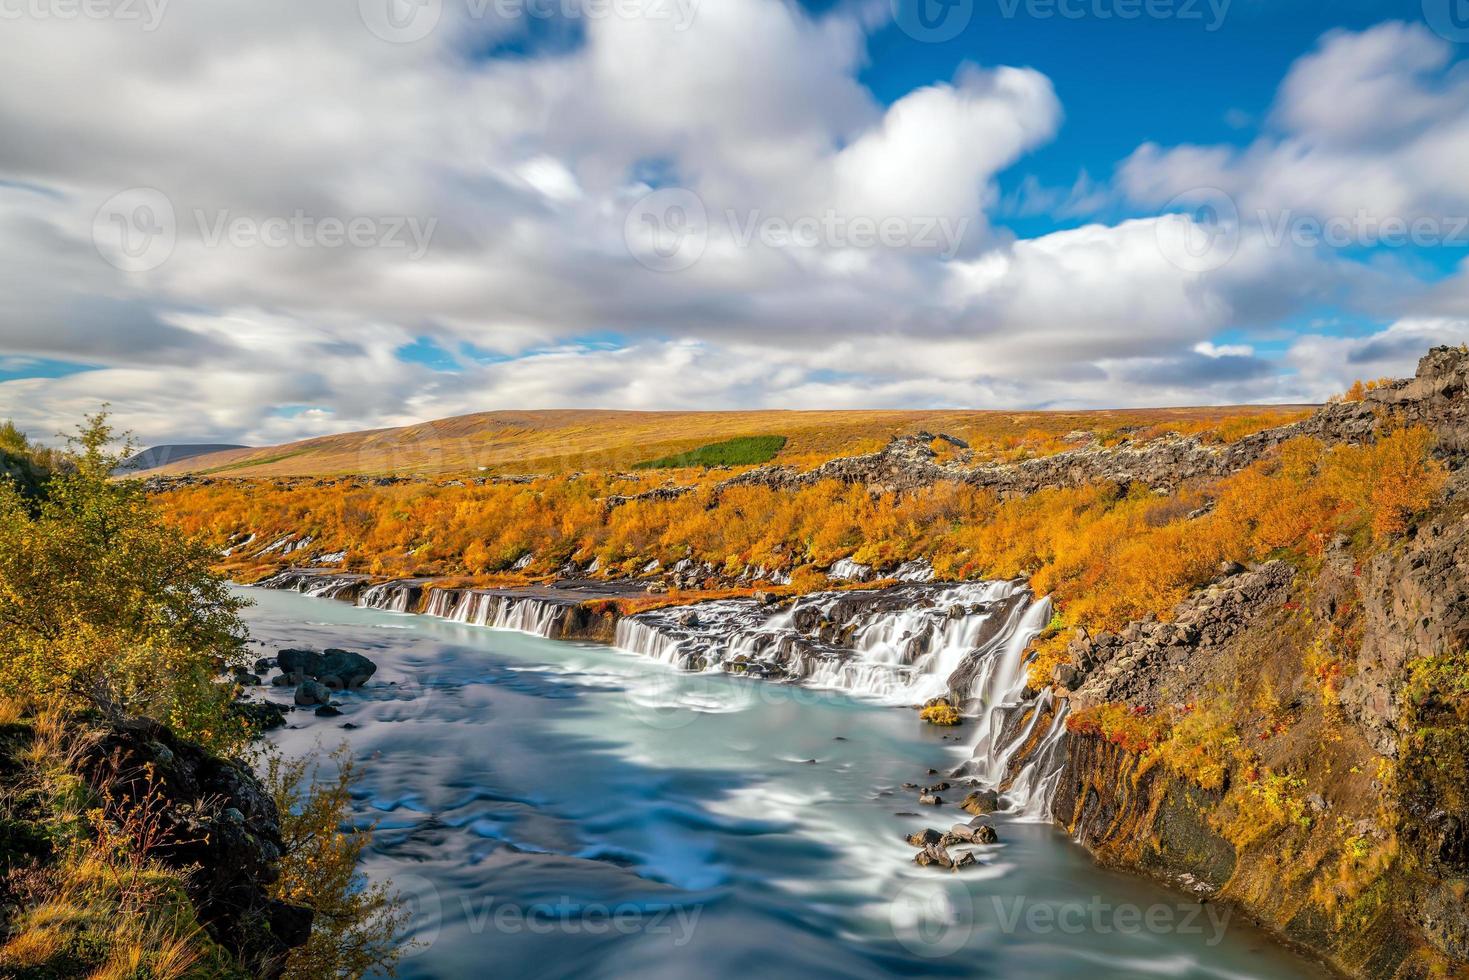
[
  {"left": 615, "top": 581, "right": 1070, "bottom": 817},
  {"left": 422, "top": 588, "right": 570, "bottom": 639},
  {"left": 258, "top": 568, "right": 1074, "bottom": 818}
]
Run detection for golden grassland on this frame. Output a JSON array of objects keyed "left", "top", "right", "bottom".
[{"left": 135, "top": 404, "right": 1314, "bottom": 478}]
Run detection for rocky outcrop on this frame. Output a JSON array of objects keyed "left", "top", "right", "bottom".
[
  {"left": 1346, "top": 488, "right": 1469, "bottom": 755},
  {"left": 723, "top": 347, "right": 1469, "bottom": 501},
  {"left": 1060, "top": 560, "right": 1297, "bottom": 710},
  {"left": 80, "top": 718, "right": 311, "bottom": 978}
]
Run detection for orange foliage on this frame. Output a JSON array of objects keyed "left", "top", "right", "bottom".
[{"left": 158, "top": 428, "right": 1446, "bottom": 643}]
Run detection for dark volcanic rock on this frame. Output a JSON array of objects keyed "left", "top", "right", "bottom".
[
  {"left": 294, "top": 680, "right": 332, "bottom": 706},
  {"left": 79, "top": 719, "right": 311, "bottom": 978}
]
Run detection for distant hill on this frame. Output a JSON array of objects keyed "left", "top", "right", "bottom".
[
  {"left": 117, "top": 444, "right": 248, "bottom": 473},
  {"left": 124, "top": 405, "right": 1315, "bottom": 479}
]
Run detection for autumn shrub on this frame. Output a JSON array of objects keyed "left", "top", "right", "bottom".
[
  {"left": 1066, "top": 703, "right": 1166, "bottom": 754},
  {"left": 0, "top": 709, "right": 243, "bottom": 980},
  {"left": 263, "top": 747, "right": 409, "bottom": 979},
  {"left": 0, "top": 414, "right": 250, "bottom": 754}
]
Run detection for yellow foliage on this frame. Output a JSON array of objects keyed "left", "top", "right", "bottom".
[{"left": 919, "top": 703, "right": 961, "bottom": 726}]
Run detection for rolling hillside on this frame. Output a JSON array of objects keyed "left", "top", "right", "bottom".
[{"left": 134, "top": 405, "right": 1315, "bottom": 479}]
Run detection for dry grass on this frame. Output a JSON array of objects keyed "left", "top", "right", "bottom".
[{"left": 134, "top": 405, "right": 1314, "bottom": 478}]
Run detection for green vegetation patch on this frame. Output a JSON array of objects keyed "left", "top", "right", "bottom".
[
  {"left": 633, "top": 435, "right": 787, "bottom": 470},
  {"left": 198, "top": 448, "right": 309, "bottom": 474}
]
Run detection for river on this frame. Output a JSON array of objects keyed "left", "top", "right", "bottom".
[{"left": 241, "top": 585, "right": 1330, "bottom": 979}]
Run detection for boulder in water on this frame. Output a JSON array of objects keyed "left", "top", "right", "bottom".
[
  {"left": 318, "top": 648, "right": 377, "bottom": 689},
  {"left": 294, "top": 680, "right": 331, "bottom": 706},
  {"left": 914, "top": 843, "right": 953, "bottom": 868},
  {"left": 961, "top": 789, "right": 999, "bottom": 815},
  {"left": 277, "top": 648, "right": 324, "bottom": 678},
  {"left": 918, "top": 794, "right": 943, "bottom": 806},
  {"left": 233, "top": 700, "right": 287, "bottom": 732},
  {"left": 314, "top": 705, "right": 343, "bottom": 718},
  {"left": 906, "top": 828, "right": 943, "bottom": 847},
  {"left": 277, "top": 647, "right": 376, "bottom": 690}
]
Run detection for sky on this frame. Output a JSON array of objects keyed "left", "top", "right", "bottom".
[{"left": 0, "top": 0, "right": 1467, "bottom": 446}]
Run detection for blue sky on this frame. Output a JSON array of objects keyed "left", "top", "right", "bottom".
[{"left": 0, "top": 0, "right": 1466, "bottom": 444}]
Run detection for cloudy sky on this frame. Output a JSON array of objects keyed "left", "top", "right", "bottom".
[{"left": 0, "top": 0, "right": 1466, "bottom": 445}]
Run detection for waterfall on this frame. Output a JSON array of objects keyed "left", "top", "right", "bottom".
[
  {"left": 357, "top": 581, "right": 418, "bottom": 613},
  {"left": 613, "top": 580, "right": 1072, "bottom": 817},
  {"left": 420, "top": 587, "right": 570, "bottom": 639},
  {"left": 256, "top": 569, "right": 366, "bottom": 601},
  {"left": 614, "top": 581, "right": 1046, "bottom": 704}
]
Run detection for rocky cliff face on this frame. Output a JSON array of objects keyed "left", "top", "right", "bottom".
[{"left": 1034, "top": 348, "right": 1469, "bottom": 978}]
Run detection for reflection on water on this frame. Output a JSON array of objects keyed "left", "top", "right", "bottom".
[{"left": 241, "top": 587, "right": 1329, "bottom": 980}]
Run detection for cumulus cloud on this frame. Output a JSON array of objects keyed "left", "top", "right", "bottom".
[
  {"left": 0, "top": 11, "right": 1464, "bottom": 444},
  {"left": 1120, "top": 22, "right": 1469, "bottom": 223}
]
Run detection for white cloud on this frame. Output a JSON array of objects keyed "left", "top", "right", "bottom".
[{"left": 0, "top": 13, "right": 1463, "bottom": 445}]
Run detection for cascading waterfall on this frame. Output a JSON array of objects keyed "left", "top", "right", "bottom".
[
  {"left": 422, "top": 587, "right": 570, "bottom": 639},
  {"left": 613, "top": 580, "right": 1072, "bottom": 817},
  {"left": 256, "top": 571, "right": 571, "bottom": 638},
  {"left": 357, "top": 581, "right": 415, "bottom": 613},
  {"left": 258, "top": 566, "right": 1075, "bottom": 817},
  {"left": 256, "top": 569, "right": 365, "bottom": 601}
]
